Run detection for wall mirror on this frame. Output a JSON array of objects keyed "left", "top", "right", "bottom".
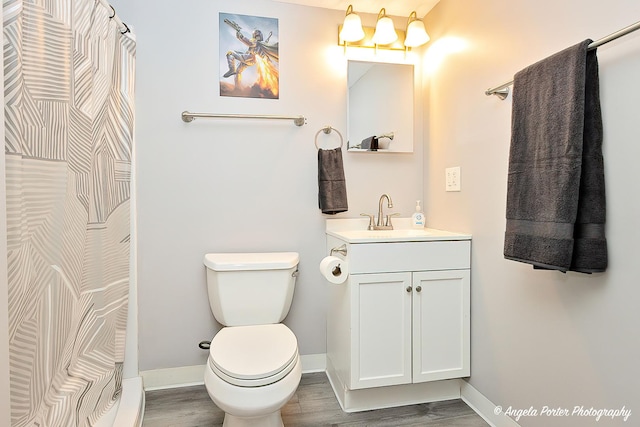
[{"left": 347, "top": 61, "right": 414, "bottom": 153}]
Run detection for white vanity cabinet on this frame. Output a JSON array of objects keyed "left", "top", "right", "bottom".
[
  {"left": 325, "top": 219, "right": 471, "bottom": 412},
  {"left": 351, "top": 268, "right": 470, "bottom": 390}
]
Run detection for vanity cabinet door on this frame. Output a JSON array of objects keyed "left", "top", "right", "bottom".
[
  {"left": 350, "top": 272, "right": 412, "bottom": 389},
  {"left": 412, "top": 270, "right": 471, "bottom": 383}
]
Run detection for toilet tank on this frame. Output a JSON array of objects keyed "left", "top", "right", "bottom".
[{"left": 203, "top": 252, "right": 299, "bottom": 327}]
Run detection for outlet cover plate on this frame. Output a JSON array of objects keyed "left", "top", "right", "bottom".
[{"left": 446, "top": 166, "right": 461, "bottom": 192}]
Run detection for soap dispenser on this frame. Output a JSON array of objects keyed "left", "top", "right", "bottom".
[{"left": 411, "top": 200, "right": 425, "bottom": 229}]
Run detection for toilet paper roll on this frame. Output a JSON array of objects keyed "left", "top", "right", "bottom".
[{"left": 319, "top": 256, "right": 349, "bottom": 284}]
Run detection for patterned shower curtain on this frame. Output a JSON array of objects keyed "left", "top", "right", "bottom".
[{"left": 4, "top": 0, "right": 135, "bottom": 425}]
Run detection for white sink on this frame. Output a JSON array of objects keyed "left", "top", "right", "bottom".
[{"left": 326, "top": 219, "right": 471, "bottom": 243}]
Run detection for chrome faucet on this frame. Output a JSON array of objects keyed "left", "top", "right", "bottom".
[
  {"left": 376, "top": 194, "right": 398, "bottom": 230},
  {"left": 377, "top": 194, "right": 392, "bottom": 227},
  {"left": 360, "top": 193, "right": 399, "bottom": 230}
]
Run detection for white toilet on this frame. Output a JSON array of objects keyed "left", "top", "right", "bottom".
[{"left": 203, "top": 252, "right": 302, "bottom": 427}]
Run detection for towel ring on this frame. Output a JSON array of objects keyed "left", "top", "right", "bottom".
[{"left": 315, "top": 126, "right": 343, "bottom": 150}]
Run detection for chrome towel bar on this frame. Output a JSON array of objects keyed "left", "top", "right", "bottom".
[
  {"left": 485, "top": 20, "right": 640, "bottom": 99},
  {"left": 181, "top": 111, "right": 307, "bottom": 126}
]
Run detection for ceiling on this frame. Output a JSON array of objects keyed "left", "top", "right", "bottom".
[{"left": 273, "top": 0, "right": 440, "bottom": 18}]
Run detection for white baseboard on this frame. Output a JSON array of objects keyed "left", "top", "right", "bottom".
[
  {"left": 141, "top": 353, "right": 327, "bottom": 391},
  {"left": 460, "top": 380, "right": 521, "bottom": 427},
  {"left": 299, "top": 353, "right": 327, "bottom": 373},
  {"left": 141, "top": 364, "right": 205, "bottom": 391}
]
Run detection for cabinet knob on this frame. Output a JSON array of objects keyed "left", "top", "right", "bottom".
[
  {"left": 416, "top": 285, "right": 422, "bottom": 293},
  {"left": 406, "top": 286, "right": 412, "bottom": 293}
]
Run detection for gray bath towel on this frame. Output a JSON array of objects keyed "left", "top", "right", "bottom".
[
  {"left": 504, "top": 39, "right": 607, "bottom": 273},
  {"left": 318, "top": 147, "right": 348, "bottom": 214}
]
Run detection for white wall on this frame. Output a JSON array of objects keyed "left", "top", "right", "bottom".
[
  {"left": 424, "top": 1, "right": 640, "bottom": 426},
  {"left": 112, "top": 0, "right": 424, "bottom": 371}
]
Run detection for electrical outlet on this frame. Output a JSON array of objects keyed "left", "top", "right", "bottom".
[{"left": 445, "top": 166, "right": 461, "bottom": 192}]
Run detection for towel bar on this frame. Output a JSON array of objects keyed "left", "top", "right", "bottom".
[
  {"left": 182, "top": 111, "right": 307, "bottom": 126},
  {"left": 485, "top": 20, "right": 640, "bottom": 98}
]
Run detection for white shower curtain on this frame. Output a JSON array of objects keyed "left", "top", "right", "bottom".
[{"left": 3, "top": 0, "right": 135, "bottom": 425}]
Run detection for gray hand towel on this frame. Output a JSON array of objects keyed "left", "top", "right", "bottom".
[
  {"left": 318, "top": 147, "right": 348, "bottom": 214},
  {"left": 504, "top": 39, "right": 607, "bottom": 273}
]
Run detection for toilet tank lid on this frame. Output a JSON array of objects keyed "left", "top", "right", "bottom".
[{"left": 204, "top": 252, "right": 299, "bottom": 271}]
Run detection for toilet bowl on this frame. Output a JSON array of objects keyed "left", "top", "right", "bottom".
[
  {"left": 203, "top": 253, "right": 301, "bottom": 427},
  {"left": 204, "top": 325, "right": 302, "bottom": 427}
]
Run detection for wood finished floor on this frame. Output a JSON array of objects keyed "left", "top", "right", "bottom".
[{"left": 142, "top": 373, "right": 489, "bottom": 427}]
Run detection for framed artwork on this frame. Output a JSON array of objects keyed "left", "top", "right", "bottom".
[{"left": 219, "top": 13, "right": 279, "bottom": 99}]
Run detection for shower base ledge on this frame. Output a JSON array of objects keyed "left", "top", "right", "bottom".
[{"left": 95, "top": 376, "right": 145, "bottom": 427}]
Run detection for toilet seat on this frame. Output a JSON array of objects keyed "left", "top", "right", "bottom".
[{"left": 209, "top": 324, "right": 298, "bottom": 387}]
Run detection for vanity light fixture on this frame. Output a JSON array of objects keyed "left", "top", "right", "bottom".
[
  {"left": 372, "top": 8, "right": 398, "bottom": 45},
  {"left": 404, "top": 11, "right": 430, "bottom": 48},
  {"left": 339, "top": 5, "right": 365, "bottom": 43},
  {"left": 337, "top": 7, "right": 430, "bottom": 52}
]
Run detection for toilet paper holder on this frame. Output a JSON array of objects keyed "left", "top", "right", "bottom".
[
  {"left": 330, "top": 244, "right": 347, "bottom": 257},
  {"left": 320, "top": 251, "right": 349, "bottom": 284}
]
